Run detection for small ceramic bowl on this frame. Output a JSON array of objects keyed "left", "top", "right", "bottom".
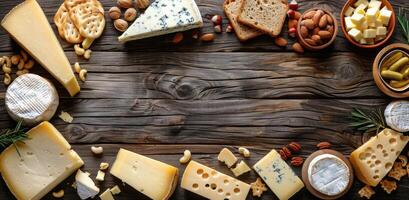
[
  {"left": 373, "top": 43, "right": 409, "bottom": 98},
  {"left": 340, "top": 0, "right": 395, "bottom": 49},
  {"left": 296, "top": 8, "right": 338, "bottom": 51}
]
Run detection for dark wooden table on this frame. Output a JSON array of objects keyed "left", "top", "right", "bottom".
[{"left": 1, "top": 0, "right": 409, "bottom": 199}]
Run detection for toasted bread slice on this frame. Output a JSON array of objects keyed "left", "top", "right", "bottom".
[
  {"left": 237, "top": 0, "right": 288, "bottom": 36},
  {"left": 224, "top": 0, "right": 262, "bottom": 41}
]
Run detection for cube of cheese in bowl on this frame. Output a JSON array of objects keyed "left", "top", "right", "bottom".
[{"left": 340, "top": 0, "right": 395, "bottom": 49}]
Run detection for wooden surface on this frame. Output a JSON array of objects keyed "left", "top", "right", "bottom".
[{"left": 0, "top": 0, "right": 409, "bottom": 199}]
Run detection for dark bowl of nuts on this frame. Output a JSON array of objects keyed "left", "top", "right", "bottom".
[{"left": 296, "top": 8, "right": 338, "bottom": 51}]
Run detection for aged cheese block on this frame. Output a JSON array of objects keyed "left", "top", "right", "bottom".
[
  {"left": 110, "top": 148, "right": 178, "bottom": 200},
  {"left": 181, "top": 160, "right": 250, "bottom": 200},
  {"left": 1, "top": 0, "right": 80, "bottom": 96},
  {"left": 350, "top": 128, "right": 409, "bottom": 186},
  {"left": 5, "top": 74, "right": 59, "bottom": 126},
  {"left": 384, "top": 101, "right": 409, "bottom": 132},
  {"left": 253, "top": 150, "right": 304, "bottom": 200},
  {"left": 0, "top": 121, "right": 84, "bottom": 200}
]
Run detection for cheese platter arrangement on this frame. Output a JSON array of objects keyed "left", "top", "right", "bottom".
[{"left": 0, "top": 0, "right": 409, "bottom": 199}]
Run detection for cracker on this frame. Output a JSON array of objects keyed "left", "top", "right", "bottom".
[
  {"left": 54, "top": 3, "right": 69, "bottom": 39},
  {"left": 54, "top": 3, "right": 84, "bottom": 43}
]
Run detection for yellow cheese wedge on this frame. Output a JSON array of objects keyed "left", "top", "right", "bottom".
[
  {"left": 350, "top": 129, "right": 409, "bottom": 186},
  {"left": 0, "top": 122, "right": 84, "bottom": 200},
  {"left": 1, "top": 0, "right": 80, "bottom": 96}
]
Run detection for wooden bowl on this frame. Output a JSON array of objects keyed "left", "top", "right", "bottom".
[
  {"left": 373, "top": 43, "right": 409, "bottom": 98},
  {"left": 296, "top": 8, "right": 338, "bottom": 51},
  {"left": 340, "top": 0, "right": 395, "bottom": 49}
]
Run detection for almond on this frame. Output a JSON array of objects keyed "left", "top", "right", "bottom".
[
  {"left": 200, "top": 33, "right": 215, "bottom": 42},
  {"left": 300, "top": 26, "right": 309, "bottom": 38},
  {"left": 303, "top": 10, "right": 316, "bottom": 19},
  {"left": 274, "top": 37, "right": 288, "bottom": 47},
  {"left": 292, "top": 42, "right": 304, "bottom": 53},
  {"left": 288, "top": 19, "right": 298, "bottom": 29},
  {"left": 319, "top": 14, "right": 328, "bottom": 28},
  {"left": 305, "top": 38, "right": 316, "bottom": 46},
  {"left": 312, "top": 10, "right": 324, "bottom": 26},
  {"left": 294, "top": 11, "right": 302, "bottom": 20},
  {"left": 301, "top": 19, "right": 315, "bottom": 30},
  {"left": 172, "top": 33, "right": 183, "bottom": 44},
  {"left": 311, "top": 34, "right": 322, "bottom": 45},
  {"left": 326, "top": 14, "right": 334, "bottom": 25},
  {"left": 312, "top": 27, "right": 320, "bottom": 35},
  {"left": 327, "top": 25, "right": 334, "bottom": 35},
  {"left": 318, "top": 30, "right": 332, "bottom": 40}
]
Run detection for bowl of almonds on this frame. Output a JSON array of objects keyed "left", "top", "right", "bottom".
[{"left": 296, "top": 8, "right": 338, "bottom": 51}]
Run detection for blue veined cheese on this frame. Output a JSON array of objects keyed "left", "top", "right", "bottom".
[
  {"left": 118, "top": 0, "right": 203, "bottom": 42},
  {"left": 253, "top": 150, "right": 304, "bottom": 200}
]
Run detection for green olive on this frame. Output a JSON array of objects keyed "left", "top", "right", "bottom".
[{"left": 381, "top": 70, "right": 404, "bottom": 81}]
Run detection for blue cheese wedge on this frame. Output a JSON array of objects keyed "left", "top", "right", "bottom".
[{"left": 118, "top": 0, "right": 203, "bottom": 42}]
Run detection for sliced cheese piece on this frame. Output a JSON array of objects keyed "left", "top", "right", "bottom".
[
  {"left": 75, "top": 170, "right": 100, "bottom": 199},
  {"left": 0, "top": 121, "right": 84, "bottom": 200},
  {"left": 110, "top": 148, "right": 178, "bottom": 200},
  {"left": 231, "top": 161, "right": 251, "bottom": 177},
  {"left": 344, "top": 6, "right": 355, "bottom": 17},
  {"left": 350, "top": 129, "right": 409, "bottom": 186},
  {"left": 99, "top": 189, "right": 115, "bottom": 200},
  {"left": 217, "top": 148, "right": 238, "bottom": 168},
  {"left": 181, "top": 160, "right": 250, "bottom": 200},
  {"left": 363, "top": 28, "right": 376, "bottom": 38},
  {"left": 118, "top": 0, "right": 203, "bottom": 42},
  {"left": 253, "top": 150, "right": 304, "bottom": 200},
  {"left": 348, "top": 28, "right": 363, "bottom": 42}
]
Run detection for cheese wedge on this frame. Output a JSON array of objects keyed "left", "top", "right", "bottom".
[
  {"left": 0, "top": 121, "right": 84, "bottom": 200},
  {"left": 1, "top": 0, "right": 80, "bottom": 96},
  {"left": 118, "top": 0, "right": 203, "bottom": 42}
]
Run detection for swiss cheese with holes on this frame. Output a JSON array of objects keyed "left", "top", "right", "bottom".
[
  {"left": 181, "top": 160, "right": 250, "bottom": 200},
  {"left": 350, "top": 128, "right": 409, "bottom": 186}
]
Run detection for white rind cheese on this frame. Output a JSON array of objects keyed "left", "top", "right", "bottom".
[
  {"left": 75, "top": 170, "right": 100, "bottom": 199},
  {"left": 307, "top": 154, "right": 350, "bottom": 196},
  {"left": 118, "top": 0, "right": 203, "bottom": 42},
  {"left": 384, "top": 101, "right": 409, "bottom": 132},
  {"left": 5, "top": 74, "right": 59, "bottom": 126}
]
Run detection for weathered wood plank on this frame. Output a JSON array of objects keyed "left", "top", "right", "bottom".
[{"left": 0, "top": 0, "right": 408, "bottom": 52}]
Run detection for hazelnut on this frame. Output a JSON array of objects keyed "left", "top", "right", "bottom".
[
  {"left": 117, "top": 0, "right": 133, "bottom": 8},
  {"left": 136, "top": 0, "right": 150, "bottom": 9},
  {"left": 108, "top": 7, "right": 121, "bottom": 20},
  {"left": 114, "top": 19, "right": 129, "bottom": 32},
  {"left": 124, "top": 8, "right": 137, "bottom": 22}
]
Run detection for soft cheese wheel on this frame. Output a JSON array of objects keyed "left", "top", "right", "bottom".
[
  {"left": 308, "top": 154, "right": 350, "bottom": 196},
  {"left": 384, "top": 101, "right": 409, "bottom": 132},
  {"left": 5, "top": 74, "right": 59, "bottom": 126}
]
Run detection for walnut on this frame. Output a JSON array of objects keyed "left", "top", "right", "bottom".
[
  {"left": 358, "top": 185, "right": 375, "bottom": 199},
  {"left": 388, "top": 162, "right": 407, "bottom": 181},
  {"left": 250, "top": 178, "right": 268, "bottom": 197},
  {"left": 136, "top": 0, "right": 150, "bottom": 9},
  {"left": 380, "top": 179, "right": 397, "bottom": 194}
]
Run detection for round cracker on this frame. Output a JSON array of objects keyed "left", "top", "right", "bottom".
[
  {"left": 54, "top": 3, "right": 69, "bottom": 39},
  {"left": 62, "top": 15, "right": 84, "bottom": 44},
  {"left": 66, "top": 0, "right": 105, "bottom": 39}
]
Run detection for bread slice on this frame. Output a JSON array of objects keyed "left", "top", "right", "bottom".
[
  {"left": 237, "top": 0, "right": 288, "bottom": 36},
  {"left": 224, "top": 0, "right": 262, "bottom": 41}
]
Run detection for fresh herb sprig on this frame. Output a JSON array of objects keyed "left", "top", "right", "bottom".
[
  {"left": 350, "top": 108, "right": 386, "bottom": 134},
  {"left": 0, "top": 120, "right": 29, "bottom": 156},
  {"left": 398, "top": 7, "right": 409, "bottom": 44}
]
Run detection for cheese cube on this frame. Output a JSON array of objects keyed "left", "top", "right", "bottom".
[
  {"left": 368, "top": 0, "right": 382, "bottom": 10},
  {"left": 375, "top": 17, "right": 384, "bottom": 26},
  {"left": 217, "top": 148, "right": 238, "bottom": 168},
  {"left": 231, "top": 161, "right": 251, "bottom": 177},
  {"left": 363, "top": 29, "right": 377, "bottom": 38},
  {"left": 351, "top": 13, "right": 365, "bottom": 25},
  {"left": 366, "top": 7, "right": 379, "bottom": 23},
  {"left": 348, "top": 28, "right": 363, "bottom": 42},
  {"left": 345, "top": 6, "right": 355, "bottom": 17},
  {"left": 375, "top": 35, "right": 385, "bottom": 42},
  {"left": 355, "top": 4, "right": 367, "bottom": 15},
  {"left": 350, "top": 129, "right": 409, "bottom": 186},
  {"left": 354, "top": 0, "right": 369, "bottom": 8},
  {"left": 0, "top": 122, "right": 84, "bottom": 200},
  {"left": 376, "top": 26, "right": 387, "bottom": 36},
  {"left": 96, "top": 170, "right": 105, "bottom": 181},
  {"left": 253, "top": 150, "right": 304, "bottom": 200},
  {"left": 345, "top": 17, "right": 357, "bottom": 30},
  {"left": 379, "top": 9, "right": 392, "bottom": 26},
  {"left": 358, "top": 20, "right": 369, "bottom": 30},
  {"left": 368, "top": 21, "right": 377, "bottom": 28},
  {"left": 381, "top": 6, "right": 388, "bottom": 11},
  {"left": 360, "top": 38, "right": 369, "bottom": 44}
]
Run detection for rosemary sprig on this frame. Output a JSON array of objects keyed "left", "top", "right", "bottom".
[
  {"left": 350, "top": 108, "right": 386, "bottom": 134},
  {"left": 0, "top": 120, "right": 29, "bottom": 156},
  {"left": 398, "top": 7, "right": 409, "bottom": 44}
]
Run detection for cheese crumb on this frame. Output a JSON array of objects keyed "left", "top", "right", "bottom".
[{"left": 59, "top": 111, "right": 73, "bottom": 123}]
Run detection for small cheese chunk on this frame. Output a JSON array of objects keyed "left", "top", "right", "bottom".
[
  {"left": 217, "top": 148, "right": 238, "bottom": 168},
  {"left": 368, "top": 0, "right": 382, "bottom": 10},
  {"left": 344, "top": 17, "right": 357, "bottom": 30},
  {"left": 100, "top": 162, "right": 110, "bottom": 170},
  {"left": 345, "top": 6, "right": 355, "bottom": 17},
  {"left": 181, "top": 160, "right": 251, "bottom": 200},
  {"left": 348, "top": 28, "right": 363, "bottom": 42},
  {"left": 375, "top": 17, "right": 384, "bottom": 27},
  {"left": 355, "top": 4, "right": 367, "bottom": 15},
  {"left": 99, "top": 189, "right": 115, "bottom": 200},
  {"left": 351, "top": 13, "right": 365, "bottom": 25},
  {"left": 253, "top": 150, "right": 304, "bottom": 200},
  {"left": 110, "top": 185, "right": 121, "bottom": 195},
  {"left": 379, "top": 9, "right": 392, "bottom": 26},
  {"left": 350, "top": 129, "right": 409, "bottom": 186},
  {"left": 366, "top": 7, "right": 379, "bottom": 23},
  {"left": 59, "top": 111, "right": 73, "bottom": 123},
  {"left": 0, "top": 122, "right": 84, "bottom": 200},
  {"left": 96, "top": 170, "right": 105, "bottom": 182},
  {"left": 110, "top": 148, "right": 178, "bottom": 200},
  {"left": 376, "top": 26, "right": 387, "bottom": 36},
  {"left": 75, "top": 170, "right": 100, "bottom": 200},
  {"left": 357, "top": 20, "right": 369, "bottom": 30},
  {"left": 231, "top": 161, "right": 251, "bottom": 177},
  {"left": 354, "top": 0, "right": 369, "bottom": 8},
  {"left": 360, "top": 38, "right": 375, "bottom": 44},
  {"left": 363, "top": 29, "right": 377, "bottom": 38},
  {"left": 375, "top": 35, "right": 385, "bottom": 42}
]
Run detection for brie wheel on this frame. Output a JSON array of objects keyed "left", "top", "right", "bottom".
[{"left": 384, "top": 101, "right": 409, "bottom": 132}]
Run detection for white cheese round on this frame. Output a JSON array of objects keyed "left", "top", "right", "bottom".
[
  {"left": 307, "top": 154, "right": 350, "bottom": 196},
  {"left": 385, "top": 101, "right": 409, "bottom": 132},
  {"left": 5, "top": 74, "right": 59, "bottom": 126}
]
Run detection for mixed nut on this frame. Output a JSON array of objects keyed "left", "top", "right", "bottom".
[
  {"left": 299, "top": 9, "right": 335, "bottom": 47},
  {"left": 110, "top": 0, "right": 148, "bottom": 32}
]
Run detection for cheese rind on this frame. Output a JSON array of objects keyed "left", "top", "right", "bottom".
[
  {"left": 350, "top": 129, "right": 409, "bottom": 186},
  {"left": 181, "top": 160, "right": 250, "bottom": 200},
  {"left": 110, "top": 148, "right": 178, "bottom": 200},
  {"left": 0, "top": 121, "right": 84, "bottom": 200},
  {"left": 253, "top": 150, "right": 304, "bottom": 200},
  {"left": 1, "top": 0, "right": 80, "bottom": 96}
]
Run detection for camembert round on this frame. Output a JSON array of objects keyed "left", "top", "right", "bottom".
[
  {"left": 384, "top": 101, "right": 409, "bottom": 132},
  {"left": 5, "top": 74, "right": 59, "bottom": 126}
]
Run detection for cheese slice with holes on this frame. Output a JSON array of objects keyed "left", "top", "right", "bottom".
[
  {"left": 1, "top": 0, "right": 80, "bottom": 96},
  {"left": 181, "top": 160, "right": 250, "bottom": 200},
  {"left": 350, "top": 128, "right": 409, "bottom": 186},
  {"left": 110, "top": 148, "right": 178, "bottom": 200},
  {"left": 0, "top": 121, "right": 84, "bottom": 200}
]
